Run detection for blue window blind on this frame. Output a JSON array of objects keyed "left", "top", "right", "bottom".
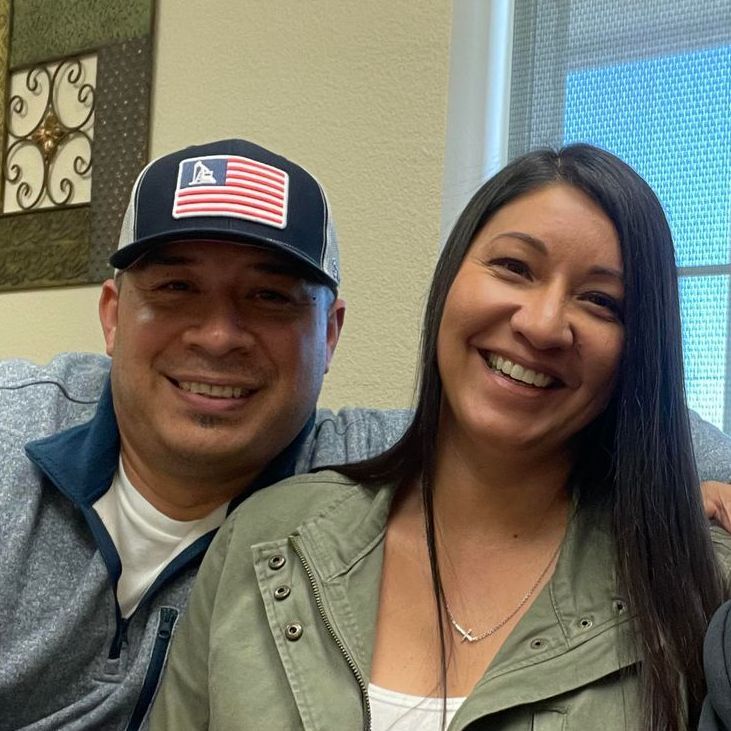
[{"left": 509, "top": 0, "right": 731, "bottom": 431}]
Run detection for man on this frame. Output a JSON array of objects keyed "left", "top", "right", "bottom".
[
  {"left": 0, "top": 138, "right": 729, "bottom": 730},
  {"left": 701, "top": 598, "right": 731, "bottom": 730},
  {"left": 0, "top": 139, "right": 409, "bottom": 730}
]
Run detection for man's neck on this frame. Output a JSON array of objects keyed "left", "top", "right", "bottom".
[{"left": 118, "top": 447, "right": 258, "bottom": 521}]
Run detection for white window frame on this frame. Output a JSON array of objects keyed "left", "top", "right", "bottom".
[{"left": 440, "top": 0, "right": 514, "bottom": 246}]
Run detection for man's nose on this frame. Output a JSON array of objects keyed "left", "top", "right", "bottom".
[{"left": 181, "top": 300, "right": 255, "bottom": 355}]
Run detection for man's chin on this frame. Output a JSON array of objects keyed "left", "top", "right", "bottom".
[
  {"left": 160, "top": 440, "right": 257, "bottom": 471},
  {"left": 188, "top": 412, "right": 240, "bottom": 430}
]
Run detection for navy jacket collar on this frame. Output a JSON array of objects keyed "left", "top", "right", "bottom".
[
  {"left": 26, "top": 379, "right": 120, "bottom": 505},
  {"left": 25, "top": 377, "right": 315, "bottom": 509}
]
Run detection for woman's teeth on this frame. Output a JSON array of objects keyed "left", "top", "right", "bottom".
[{"left": 486, "top": 354, "right": 554, "bottom": 388}]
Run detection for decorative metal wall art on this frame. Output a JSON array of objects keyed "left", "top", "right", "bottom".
[
  {"left": 5, "top": 54, "right": 95, "bottom": 212},
  {"left": 0, "top": 0, "right": 155, "bottom": 291}
]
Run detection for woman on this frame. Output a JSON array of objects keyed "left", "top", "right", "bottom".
[{"left": 150, "top": 145, "right": 731, "bottom": 730}]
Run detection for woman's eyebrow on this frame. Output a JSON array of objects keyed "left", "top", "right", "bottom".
[
  {"left": 491, "top": 231, "right": 548, "bottom": 254},
  {"left": 588, "top": 265, "right": 624, "bottom": 282}
]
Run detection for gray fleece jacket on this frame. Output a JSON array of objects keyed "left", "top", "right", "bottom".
[{"left": 0, "top": 353, "right": 411, "bottom": 730}]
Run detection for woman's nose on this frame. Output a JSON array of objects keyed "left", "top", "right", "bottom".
[{"left": 510, "top": 288, "right": 574, "bottom": 351}]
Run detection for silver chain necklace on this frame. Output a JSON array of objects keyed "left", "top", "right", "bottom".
[{"left": 445, "top": 541, "right": 562, "bottom": 644}]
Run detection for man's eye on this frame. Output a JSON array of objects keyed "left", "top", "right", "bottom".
[
  {"left": 255, "top": 290, "right": 292, "bottom": 304},
  {"left": 160, "top": 281, "right": 192, "bottom": 292}
]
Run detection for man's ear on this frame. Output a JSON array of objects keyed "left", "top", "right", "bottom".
[
  {"left": 324, "top": 297, "right": 346, "bottom": 373},
  {"left": 98, "top": 279, "right": 121, "bottom": 356}
]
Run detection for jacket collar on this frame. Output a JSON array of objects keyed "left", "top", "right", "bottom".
[
  {"left": 25, "top": 376, "right": 316, "bottom": 509},
  {"left": 26, "top": 379, "right": 120, "bottom": 505},
  {"left": 297, "top": 481, "right": 395, "bottom": 581}
]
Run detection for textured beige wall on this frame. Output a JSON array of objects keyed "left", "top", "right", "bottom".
[
  {"left": 0, "top": 285, "right": 103, "bottom": 357},
  {"left": 0, "top": 0, "right": 453, "bottom": 409}
]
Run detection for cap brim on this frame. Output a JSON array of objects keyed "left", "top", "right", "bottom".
[{"left": 109, "top": 231, "right": 338, "bottom": 291}]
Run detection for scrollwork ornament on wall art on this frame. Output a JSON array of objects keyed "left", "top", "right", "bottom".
[{"left": 4, "top": 55, "right": 95, "bottom": 212}]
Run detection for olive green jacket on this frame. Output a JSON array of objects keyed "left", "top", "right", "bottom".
[{"left": 150, "top": 471, "right": 731, "bottom": 731}]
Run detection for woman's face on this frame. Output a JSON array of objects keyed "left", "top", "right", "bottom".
[{"left": 436, "top": 183, "right": 625, "bottom": 459}]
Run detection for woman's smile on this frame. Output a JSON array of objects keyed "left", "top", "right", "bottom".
[{"left": 481, "top": 351, "right": 560, "bottom": 389}]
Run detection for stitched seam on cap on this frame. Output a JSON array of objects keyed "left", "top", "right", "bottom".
[{"left": 131, "top": 158, "right": 157, "bottom": 243}]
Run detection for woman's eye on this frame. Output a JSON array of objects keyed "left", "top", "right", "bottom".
[
  {"left": 491, "top": 258, "right": 531, "bottom": 278},
  {"left": 583, "top": 291, "right": 624, "bottom": 320}
]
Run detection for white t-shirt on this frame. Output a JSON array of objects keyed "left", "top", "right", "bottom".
[
  {"left": 368, "top": 683, "right": 466, "bottom": 731},
  {"left": 94, "top": 459, "right": 228, "bottom": 617}
]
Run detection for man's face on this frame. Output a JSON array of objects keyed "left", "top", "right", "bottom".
[{"left": 99, "top": 240, "right": 344, "bottom": 485}]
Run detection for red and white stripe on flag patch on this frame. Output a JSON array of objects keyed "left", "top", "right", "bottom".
[{"left": 172, "top": 154, "right": 289, "bottom": 229}]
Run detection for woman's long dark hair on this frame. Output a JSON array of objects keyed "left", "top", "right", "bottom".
[{"left": 337, "top": 144, "right": 725, "bottom": 728}]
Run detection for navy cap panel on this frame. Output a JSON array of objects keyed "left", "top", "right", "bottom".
[
  {"left": 132, "top": 140, "right": 327, "bottom": 268},
  {"left": 281, "top": 163, "right": 327, "bottom": 267}
]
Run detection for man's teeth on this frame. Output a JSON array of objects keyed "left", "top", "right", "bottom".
[
  {"left": 486, "top": 354, "right": 554, "bottom": 388},
  {"left": 178, "top": 381, "right": 249, "bottom": 398}
]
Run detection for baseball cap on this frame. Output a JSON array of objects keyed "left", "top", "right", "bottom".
[{"left": 110, "top": 139, "right": 340, "bottom": 291}]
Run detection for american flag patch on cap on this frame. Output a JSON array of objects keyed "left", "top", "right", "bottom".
[{"left": 172, "top": 155, "right": 289, "bottom": 228}]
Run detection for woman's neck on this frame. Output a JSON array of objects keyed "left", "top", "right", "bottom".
[{"left": 430, "top": 431, "right": 573, "bottom": 541}]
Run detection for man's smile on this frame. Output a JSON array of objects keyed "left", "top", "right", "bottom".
[{"left": 175, "top": 380, "right": 255, "bottom": 399}]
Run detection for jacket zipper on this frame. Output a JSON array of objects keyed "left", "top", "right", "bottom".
[
  {"left": 291, "top": 536, "right": 372, "bottom": 731},
  {"left": 125, "top": 606, "right": 179, "bottom": 731},
  {"left": 109, "top": 617, "right": 128, "bottom": 659}
]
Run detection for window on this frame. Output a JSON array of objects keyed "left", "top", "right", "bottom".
[{"left": 507, "top": 0, "right": 731, "bottom": 431}]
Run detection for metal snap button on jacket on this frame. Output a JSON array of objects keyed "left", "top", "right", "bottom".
[
  {"left": 268, "top": 554, "right": 286, "bottom": 570},
  {"left": 274, "top": 585, "right": 291, "bottom": 601},
  {"left": 285, "top": 623, "right": 303, "bottom": 641}
]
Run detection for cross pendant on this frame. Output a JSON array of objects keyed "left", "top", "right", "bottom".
[{"left": 450, "top": 615, "right": 478, "bottom": 643}]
